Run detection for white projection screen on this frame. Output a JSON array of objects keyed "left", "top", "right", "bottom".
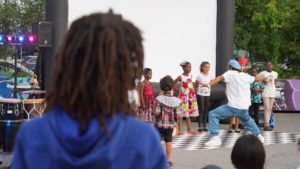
[{"left": 69, "top": 0, "right": 217, "bottom": 82}]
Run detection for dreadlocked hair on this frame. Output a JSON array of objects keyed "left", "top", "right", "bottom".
[{"left": 46, "top": 11, "right": 144, "bottom": 134}]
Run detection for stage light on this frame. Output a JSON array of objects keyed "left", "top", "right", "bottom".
[
  {"left": 6, "top": 35, "right": 14, "bottom": 43},
  {"left": 27, "top": 35, "right": 36, "bottom": 44},
  {"left": 16, "top": 35, "right": 25, "bottom": 44},
  {"left": 0, "top": 35, "right": 4, "bottom": 44},
  {"left": 28, "top": 36, "right": 34, "bottom": 42},
  {"left": 0, "top": 34, "right": 37, "bottom": 45},
  {"left": 6, "top": 120, "right": 11, "bottom": 126}
]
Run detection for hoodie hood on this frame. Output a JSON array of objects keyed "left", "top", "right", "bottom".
[
  {"left": 156, "top": 95, "right": 181, "bottom": 107},
  {"left": 43, "top": 107, "right": 128, "bottom": 168}
]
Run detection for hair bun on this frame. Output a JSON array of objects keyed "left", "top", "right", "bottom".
[{"left": 180, "top": 60, "right": 188, "bottom": 66}]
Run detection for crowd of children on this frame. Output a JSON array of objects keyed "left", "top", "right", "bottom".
[
  {"left": 137, "top": 60, "right": 213, "bottom": 135},
  {"left": 137, "top": 60, "right": 277, "bottom": 129},
  {"left": 136, "top": 59, "right": 278, "bottom": 165}
]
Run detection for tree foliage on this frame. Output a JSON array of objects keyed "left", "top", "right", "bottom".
[
  {"left": 0, "top": 0, "right": 45, "bottom": 33},
  {"left": 235, "top": 0, "right": 300, "bottom": 79},
  {"left": 0, "top": 0, "right": 45, "bottom": 57},
  {"left": 0, "top": 1, "right": 21, "bottom": 34}
]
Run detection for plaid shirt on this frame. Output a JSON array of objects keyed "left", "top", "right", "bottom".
[{"left": 154, "top": 101, "right": 179, "bottom": 129}]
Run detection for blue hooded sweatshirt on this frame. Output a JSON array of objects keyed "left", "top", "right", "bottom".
[{"left": 11, "top": 107, "right": 167, "bottom": 169}]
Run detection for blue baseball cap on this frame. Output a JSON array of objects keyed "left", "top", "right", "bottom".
[{"left": 228, "top": 59, "right": 241, "bottom": 70}]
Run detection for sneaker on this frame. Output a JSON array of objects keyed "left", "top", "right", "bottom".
[
  {"left": 204, "top": 136, "right": 222, "bottom": 146},
  {"left": 263, "top": 126, "right": 273, "bottom": 131},
  {"left": 197, "top": 128, "right": 203, "bottom": 132},
  {"left": 257, "top": 134, "right": 265, "bottom": 144},
  {"left": 203, "top": 127, "right": 209, "bottom": 132}
]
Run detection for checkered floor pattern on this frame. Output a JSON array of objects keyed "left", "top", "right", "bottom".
[{"left": 172, "top": 130, "right": 300, "bottom": 150}]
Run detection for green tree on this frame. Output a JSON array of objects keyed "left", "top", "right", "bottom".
[
  {"left": 0, "top": 1, "right": 21, "bottom": 34},
  {"left": 235, "top": 0, "right": 300, "bottom": 78},
  {"left": 19, "top": 0, "right": 45, "bottom": 32},
  {"left": 280, "top": 0, "right": 300, "bottom": 78},
  {"left": 0, "top": 0, "right": 45, "bottom": 58},
  {"left": 0, "top": 0, "right": 45, "bottom": 33}
]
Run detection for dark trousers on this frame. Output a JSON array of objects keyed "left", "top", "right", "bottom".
[
  {"left": 249, "top": 103, "right": 260, "bottom": 125},
  {"left": 196, "top": 95, "right": 210, "bottom": 128}
]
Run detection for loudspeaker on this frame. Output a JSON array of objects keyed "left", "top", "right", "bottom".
[{"left": 32, "top": 21, "right": 52, "bottom": 47}]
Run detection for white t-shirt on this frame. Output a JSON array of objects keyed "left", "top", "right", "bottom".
[
  {"left": 258, "top": 71, "right": 278, "bottom": 98},
  {"left": 196, "top": 73, "right": 213, "bottom": 96},
  {"left": 223, "top": 70, "right": 255, "bottom": 109}
]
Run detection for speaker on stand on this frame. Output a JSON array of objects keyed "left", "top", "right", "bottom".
[
  {"left": 32, "top": 21, "right": 53, "bottom": 47},
  {"left": 32, "top": 21, "right": 52, "bottom": 90}
]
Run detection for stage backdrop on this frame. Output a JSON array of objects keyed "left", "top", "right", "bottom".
[{"left": 69, "top": 0, "right": 217, "bottom": 81}]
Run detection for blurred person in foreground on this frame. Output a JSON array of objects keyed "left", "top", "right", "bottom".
[
  {"left": 231, "top": 135, "right": 265, "bottom": 169},
  {"left": 11, "top": 11, "right": 167, "bottom": 169}
]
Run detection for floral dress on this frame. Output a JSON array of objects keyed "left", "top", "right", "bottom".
[
  {"left": 178, "top": 75, "right": 198, "bottom": 117},
  {"left": 139, "top": 82, "right": 156, "bottom": 123}
]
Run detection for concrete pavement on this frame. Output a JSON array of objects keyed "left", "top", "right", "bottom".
[{"left": 171, "top": 113, "right": 300, "bottom": 169}]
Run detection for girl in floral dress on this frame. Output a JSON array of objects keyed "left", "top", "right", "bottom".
[
  {"left": 174, "top": 61, "right": 199, "bottom": 134},
  {"left": 138, "top": 68, "right": 156, "bottom": 124}
]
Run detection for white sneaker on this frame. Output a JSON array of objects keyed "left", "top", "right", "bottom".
[
  {"left": 204, "top": 136, "right": 222, "bottom": 147},
  {"left": 257, "top": 134, "right": 265, "bottom": 144}
]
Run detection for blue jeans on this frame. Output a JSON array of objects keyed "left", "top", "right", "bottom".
[{"left": 208, "top": 104, "right": 261, "bottom": 136}]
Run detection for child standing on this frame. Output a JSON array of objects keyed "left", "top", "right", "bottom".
[
  {"left": 259, "top": 61, "right": 278, "bottom": 131},
  {"left": 154, "top": 75, "right": 181, "bottom": 167},
  {"left": 195, "top": 61, "right": 213, "bottom": 132},
  {"left": 249, "top": 67, "right": 264, "bottom": 125},
  {"left": 174, "top": 61, "right": 198, "bottom": 135},
  {"left": 138, "top": 68, "right": 156, "bottom": 124}
]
